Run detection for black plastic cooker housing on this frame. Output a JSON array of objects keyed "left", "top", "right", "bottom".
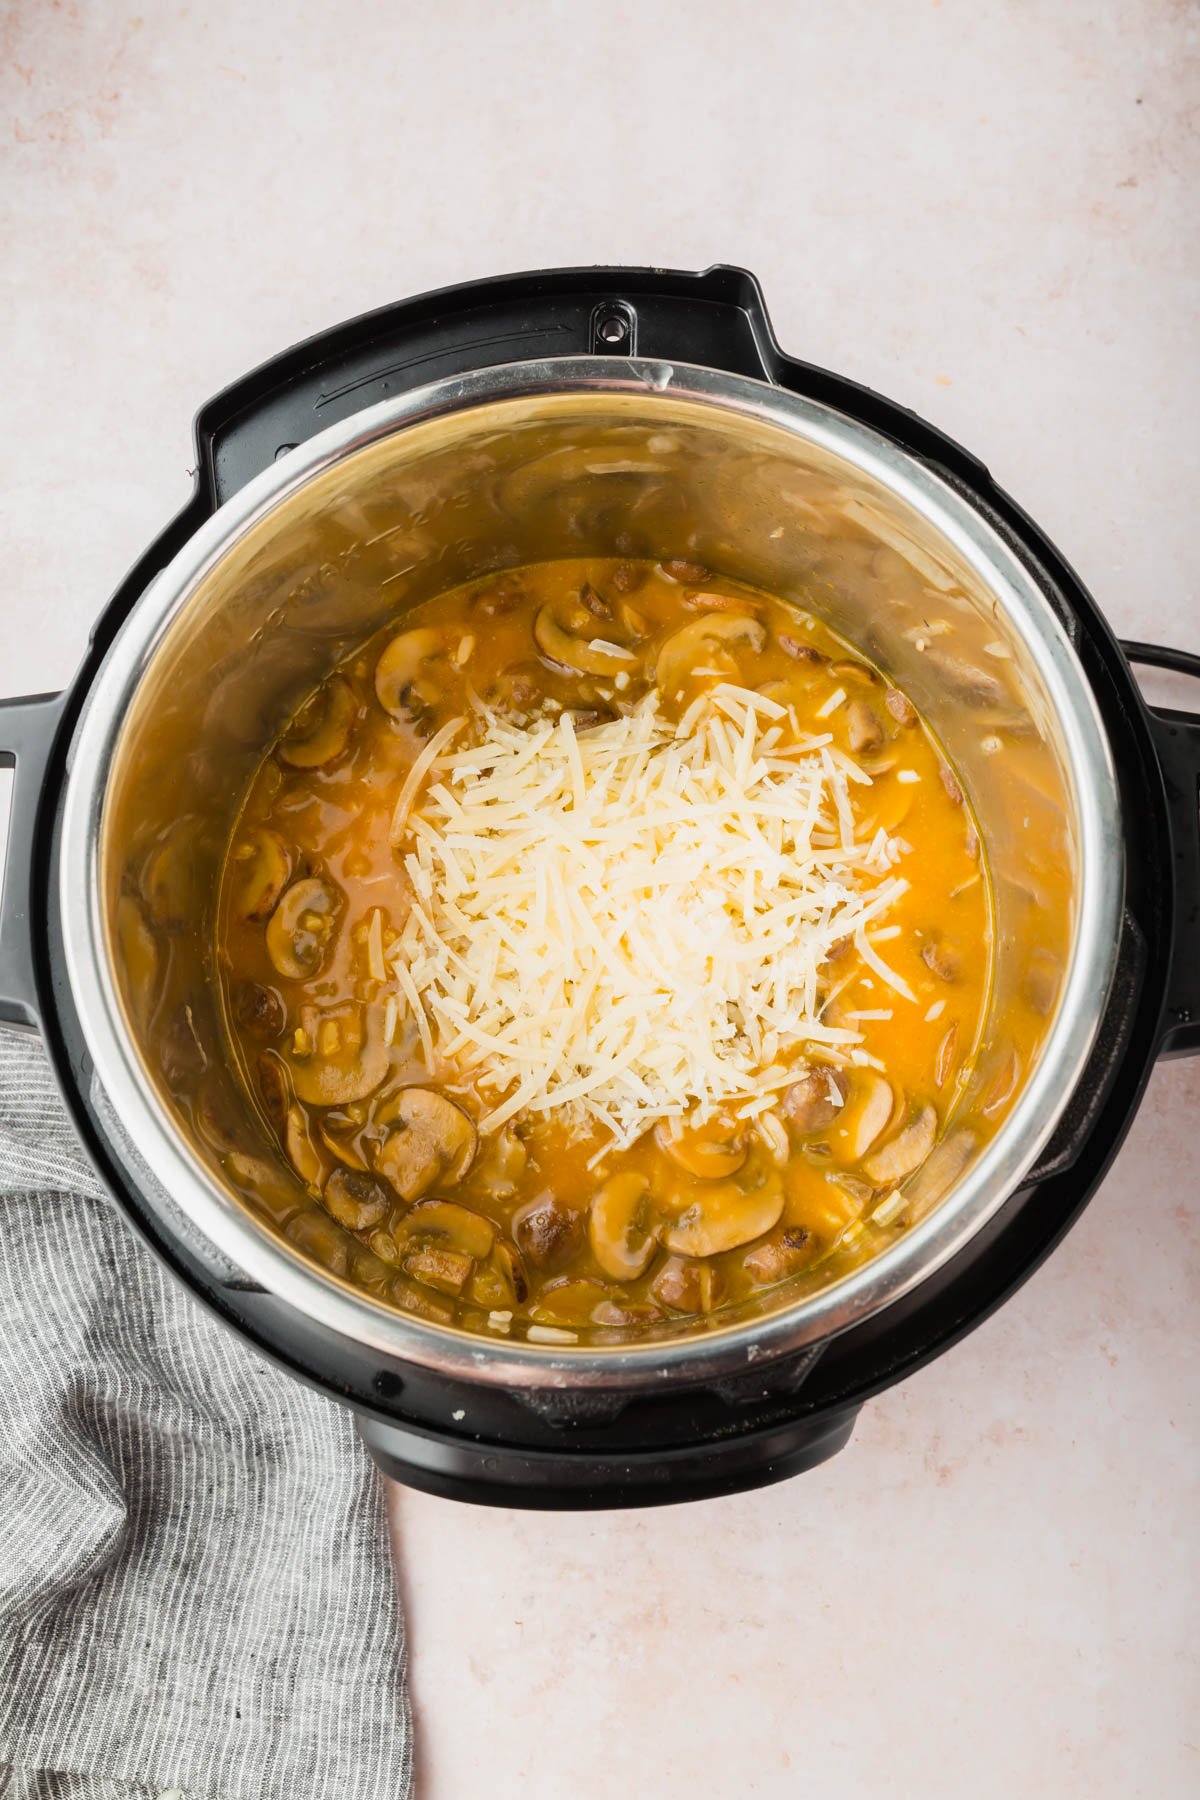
[{"left": 2, "top": 266, "right": 1197, "bottom": 1507}]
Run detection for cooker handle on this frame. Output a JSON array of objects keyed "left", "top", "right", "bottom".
[
  {"left": 1121, "top": 640, "right": 1200, "bottom": 1058},
  {"left": 0, "top": 691, "right": 64, "bottom": 1031},
  {"left": 193, "top": 264, "right": 993, "bottom": 506}
]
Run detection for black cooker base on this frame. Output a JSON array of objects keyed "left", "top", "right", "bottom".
[{"left": 355, "top": 1406, "right": 860, "bottom": 1510}]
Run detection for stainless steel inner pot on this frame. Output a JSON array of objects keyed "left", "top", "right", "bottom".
[{"left": 58, "top": 358, "right": 1124, "bottom": 1391}]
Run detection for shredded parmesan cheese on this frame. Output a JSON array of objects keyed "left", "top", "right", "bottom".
[
  {"left": 389, "top": 715, "right": 465, "bottom": 845},
  {"left": 387, "top": 686, "right": 912, "bottom": 1147},
  {"left": 366, "top": 907, "right": 386, "bottom": 983}
]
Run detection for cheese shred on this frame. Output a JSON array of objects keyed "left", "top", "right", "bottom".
[{"left": 387, "top": 686, "right": 911, "bottom": 1146}]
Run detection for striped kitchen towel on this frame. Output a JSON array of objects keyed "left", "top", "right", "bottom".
[{"left": 0, "top": 1032, "right": 412, "bottom": 1799}]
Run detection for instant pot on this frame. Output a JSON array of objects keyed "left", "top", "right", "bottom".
[{"left": 2, "top": 265, "right": 1196, "bottom": 1508}]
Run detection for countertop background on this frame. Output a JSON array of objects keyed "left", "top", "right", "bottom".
[{"left": 2, "top": 3, "right": 1197, "bottom": 1795}]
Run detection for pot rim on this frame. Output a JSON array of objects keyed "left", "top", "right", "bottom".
[{"left": 58, "top": 355, "right": 1124, "bottom": 1391}]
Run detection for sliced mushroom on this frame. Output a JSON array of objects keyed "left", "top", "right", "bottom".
[
  {"left": 402, "top": 1242, "right": 474, "bottom": 1296},
  {"left": 285, "top": 1105, "right": 324, "bottom": 1187},
  {"left": 660, "top": 559, "right": 710, "bottom": 583},
  {"left": 374, "top": 627, "right": 446, "bottom": 720},
  {"left": 116, "top": 895, "right": 159, "bottom": 1014},
  {"left": 323, "top": 1167, "right": 390, "bottom": 1231},
  {"left": 367, "top": 1227, "right": 401, "bottom": 1267},
  {"left": 862, "top": 1104, "right": 938, "bottom": 1186},
  {"left": 829, "top": 658, "right": 878, "bottom": 686},
  {"left": 141, "top": 829, "right": 197, "bottom": 927},
  {"left": 921, "top": 937, "right": 961, "bottom": 983},
  {"left": 660, "top": 1175, "right": 784, "bottom": 1257},
  {"left": 266, "top": 876, "right": 343, "bottom": 980},
  {"left": 349, "top": 1242, "right": 393, "bottom": 1291},
  {"left": 278, "top": 676, "right": 358, "bottom": 769},
  {"left": 884, "top": 688, "right": 917, "bottom": 727},
  {"left": 493, "top": 1240, "right": 529, "bottom": 1303},
  {"left": 482, "top": 661, "right": 545, "bottom": 714},
  {"left": 982, "top": 1046, "right": 1020, "bottom": 1117},
  {"left": 533, "top": 603, "right": 638, "bottom": 677},
  {"left": 256, "top": 1051, "right": 290, "bottom": 1129},
  {"left": 934, "top": 1022, "right": 959, "bottom": 1089},
  {"left": 159, "top": 1003, "right": 208, "bottom": 1089},
  {"left": 743, "top": 1225, "right": 814, "bottom": 1284},
  {"left": 400, "top": 1198, "right": 496, "bottom": 1261},
  {"left": 780, "top": 1067, "right": 848, "bottom": 1134},
  {"left": 654, "top": 1116, "right": 747, "bottom": 1179},
  {"left": 778, "top": 636, "right": 827, "bottom": 665},
  {"left": 470, "top": 573, "right": 526, "bottom": 616},
  {"left": 842, "top": 1070, "right": 896, "bottom": 1162},
  {"left": 651, "top": 1256, "right": 724, "bottom": 1314},
  {"left": 845, "top": 700, "right": 884, "bottom": 755},
  {"left": 196, "top": 1080, "right": 244, "bottom": 1155},
  {"left": 938, "top": 761, "right": 965, "bottom": 805},
  {"left": 610, "top": 561, "right": 647, "bottom": 594},
  {"left": 926, "top": 653, "right": 1006, "bottom": 710},
  {"left": 591, "top": 1299, "right": 663, "bottom": 1329},
  {"left": 618, "top": 601, "right": 650, "bottom": 641},
  {"left": 396, "top": 1282, "right": 457, "bottom": 1324},
  {"left": 513, "top": 1194, "right": 584, "bottom": 1269},
  {"left": 371, "top": 1087, "right": 477, "bottom": 1203},
  {"left": 577, "top": 582, "right": 613, "bottom": 621},
  {"left": 568, "top": 704, "right": 617, "bottom": 731},
  {"left": 902, "top": 1127, "right": 975, "bottom": 1221},
  {"left": 228, "top": 829, "right": 292, "bottom": 922},
  {"left": 654, "top": 612, "right": 766, "bottom": 698},
  {"left": 318, "top": 1112, "right": 370, "bottom": 1171},
  {"left": 1024, "top": 950, "right": 1062, "bottom": 1016},
  {"left": 468, "top": 1248, "right": 520, "bottom": 1310},
  {"left": 588, "top": 1172, "right": 656, "bottom": 1280},
  {"left": 284, "top": 1001, "right": 390, "bottom": 1106},
  {"left": 232, "top": 980, "right": 285, "bottom": 1041},
  {"left": 530, "top": 1278, "right": 610, "bottom": 1327},
  {"left": 225, "top": 1149, "right": 300, "bottom": 1217},
  {"left": 286, "top": 1208, "right": 350, "bottom": 1277}
]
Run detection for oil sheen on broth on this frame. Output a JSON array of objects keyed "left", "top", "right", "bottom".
[{"left": 217, "top": 559, "right": 991, "bottom": 1341}]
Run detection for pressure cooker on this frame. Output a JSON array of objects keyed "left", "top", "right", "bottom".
[{"left": 2, "top": 266, "right": 1196, "bottom": 1507}]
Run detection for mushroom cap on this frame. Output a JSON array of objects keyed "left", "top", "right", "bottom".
[
  {"left": 654, "top": 1116, "right": 747, "bottom": 1180},
  {"left": 588, "top": 1172, "right": 655, "bottom": 1280},
  {"left": 278, "top": 675, "right": 358, "bottom": 769},
  {"left": 654, "top": 612, "right": 766, "bottom": 698},
  {"left": 265, "top": 877, "right": 343, "bottom": 981},
  {"left": 371, "top": 1087, "right": 477, "bottom": 1203},
  {"left": 659, "top": 1175, "right": 784, "bottom": 1257},
  {"left": 533, "top": 603, "right": 639, "bottom": 677},
  {"left": 375, "top": 628, "right": 445, "bottom": 719},
  {"left": 284, "top": 1001, "right": 390, "bottom": 1106}
]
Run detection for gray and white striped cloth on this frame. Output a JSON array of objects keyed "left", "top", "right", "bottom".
[{"left": 0, "top": 1032, "right": 412, "bottom": 1799}]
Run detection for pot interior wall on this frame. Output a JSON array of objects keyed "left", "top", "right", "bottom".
[{"left": 102, "top": 388, "right": 1082, "bottom": 1335}]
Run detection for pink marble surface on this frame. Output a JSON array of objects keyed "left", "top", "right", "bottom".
[{"left": 2, "top": 3, "right": 1197, "bottom": 1794}]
